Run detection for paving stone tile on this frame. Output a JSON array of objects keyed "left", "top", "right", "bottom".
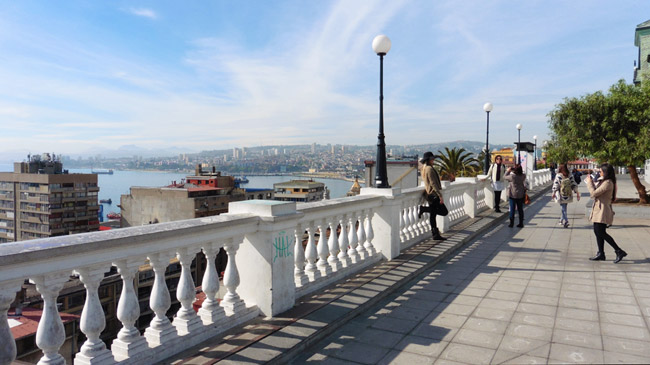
[
  {"left": 438, "top": 343, "right": 496, "bottom": 364},
  {"left": 411, "top": 323, "right": 458, "bottom": 342},
  {"left": 603, "top": 351, "right": 650, "bottom": 364},
  {"left": 485, "top": 290, "right": 523, "bottom": 302},
  {"left": 600, "top": 302, "right": 642, "bottom": 316},
  {"left": 377, "top": 349, "right": 436, "bottom": 365},
  {"left": 462, "top": 317, "right": 509, "bottom": 334},
  {"left": 510, "top": 312, "right": 554, "bottom": 328},
  {"left": 454, "top": 287, "right": 489, "bottom": 298},
  {"left": 497, "top": 334, "right": 547, "bottom": 355},
  {"left": 602, "top": 336, "right": 650, "bottom": 358},
  {"left": 600, "top": 312, "right": 646, "bottom": 328},
  {"left": 558, "top": 297, "right": 598, "bottom": 310},
  {"left": 435, "top": 303, "right": 475, "bottom": 316},
  {"left": 425, "top": 311, "right": 468, "bottom": 329},
  {"left": 597, "top": 293, "right": 637, "bottom": 305},
  {"left": 520, "top": 293, "right": 558, "bottom": 306},
  {"left": 516, "top": 302, "right": 557, "bottom": 317},
  {"left": 556, "top": 307, "right": 598, "bottom": 322},
  {"left": 472, "top": 307, "right": 514, "bottom": 322},
  {"left": 393, "top": 335, "right": 449, "bottom": 358},
  {"left": 386, "top": 305, "right": 432, "bottom": 322},
  {"left": 502, "top": 354, "right": 548, "bottom": 364},
  {"left": 563, "top": 283, "right": 596, "bottom": 293},
  {"left": 478, "top": 298, "right": 519, "bottom": 311},
  {"left": 597, "top": 286, "right": 634, "bottom": 296},
  {"left": 489, "top": 349, "right": 520, "bottom": 364},
  {"left": 324, "top": 340, "right": 392, "bottom": 364},
  {"left": 370, "top": 315, "right": 419, "bottom": 334},
  {"left": 601, "top": 323, "right": 650, "bottom": 341},
  {"left": 442, "top": 293, "right": 483, "bottom": 306},
  {"left": 451, "top": 328, "right": 503, "bottom": 349},
  {"left": 552, "top": 328, "right": 602, "bottom": 350},
  {"left": 548, "top": 343, "right": 604, "bottom": 364},
  {"left": 505, "top": 323, "right": 552, "bottom": 342}
]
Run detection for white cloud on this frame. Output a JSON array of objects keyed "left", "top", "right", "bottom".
[{"left": 126, "top": 8, "right": 158, "bottom": 19}]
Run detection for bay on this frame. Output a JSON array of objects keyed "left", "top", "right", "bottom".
[{"left": 0, "top": 164, "right": 358, "bottom": 216}]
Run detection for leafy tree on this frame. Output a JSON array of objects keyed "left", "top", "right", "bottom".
[
  {"left": 435, "top": 147, "right": 479, "bottom": 181},
  {"left": 547, "top": 80, "right": 650, "bottom": 203}
]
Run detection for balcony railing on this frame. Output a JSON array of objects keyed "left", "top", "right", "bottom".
[{"left": 0, "top": 170, "right": 552, "bottom": 364}]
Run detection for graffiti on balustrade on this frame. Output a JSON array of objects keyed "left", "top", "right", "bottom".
[{"left": 273, "top": 230, "right": 294, "bottom": 263}]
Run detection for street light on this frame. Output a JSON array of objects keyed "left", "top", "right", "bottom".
[
  {"left": 516, "top": 124, "right": 522, "bottom": 164},
  {"left": 533, "top": 135, "right": 537, "bottom": 171},
  {"left": 483, "top": 102, "right": 493, "bottom": 175},
  {"left": 543, "top": 140, "right": 548, "bottom": 168},
  {"left": 372, "top": 34, "right": 391, "bottom": 188}
]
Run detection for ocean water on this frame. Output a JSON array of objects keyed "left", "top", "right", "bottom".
[{"left": 0, "top": 164, "right": 357, "bottom": 215}]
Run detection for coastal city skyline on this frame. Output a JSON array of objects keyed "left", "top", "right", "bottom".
[{"left": 1, "top": 1, "right": 648, "bottom": 159}]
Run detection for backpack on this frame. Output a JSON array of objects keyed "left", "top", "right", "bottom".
[
  {"left": 560, "top": 177, "right": 573, "bottom": 198},
  {"left": 573, "top": 172, "right": 581, "bottom": 184}
]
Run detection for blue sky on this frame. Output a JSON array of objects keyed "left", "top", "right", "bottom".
[{"left": 0, "top": 1, "right": 648, "bottom": 159}]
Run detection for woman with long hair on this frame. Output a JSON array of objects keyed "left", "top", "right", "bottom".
[
  {"left": 504, "top": 164, "right": 527, "bottom": 228},
  {"left": 585, "top": 163, "right": 627, "bottom": 263},
  {"left": 551, "top": 163, "right": 580, "bottom": 228},
  {"left": 418, "top": 152, "right": 446, "bottom": 240}
]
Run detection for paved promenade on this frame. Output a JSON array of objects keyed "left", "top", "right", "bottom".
[
  {"left": 290, "top": 183, "right": 650, "bottom": 364},
  {"left": 168, "top": 178, "right": 650, "bottom": 364}
]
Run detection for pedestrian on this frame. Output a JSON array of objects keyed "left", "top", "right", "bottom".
[
  {"left": 585, "top": 163, "right": 626, "bottom": 263},
  {"left": 484, "top": 155, "right": 506, "bottom": 212},
  {"left": 572, "top": 168, "right": 582, "bottom": 184},
  {"left": 504, "top": 164, "right": 527, "bottom": 228},
  {"left": 552, "top": 164, "right": 580, "bottom": 228},
  {"left": 418, "top": 151, "right": 446, "bottom": 240},
  {"left": 550, "top": 164, "right": 556, "bottom": 181}
]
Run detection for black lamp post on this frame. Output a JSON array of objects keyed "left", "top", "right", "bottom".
[
  {"left": 516, "top": 124, "right": 522, "bottom": 164},
  {"left": 372, "top": 35, "right": 391, "bottom": 188},
  {"left": 543, "top": 140, "right": 548, "bottom": 168},
  {"left": 483, "top": 102, "right": 493, "bottom": 175},
  {"left": 533, "top": 135, "right": 537, "bottom": 171}
]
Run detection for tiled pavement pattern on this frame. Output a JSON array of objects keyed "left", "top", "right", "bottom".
[{"left": 168, "top": 182, "right": 650, "bottom": 364}]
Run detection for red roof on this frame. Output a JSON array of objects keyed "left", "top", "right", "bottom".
[{"left": 9, "top": 308, "right": 79, "bottom": 340}]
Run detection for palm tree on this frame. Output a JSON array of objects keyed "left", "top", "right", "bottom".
[{"left": 435, "top": 147, "right": 480, "bottom": 181}]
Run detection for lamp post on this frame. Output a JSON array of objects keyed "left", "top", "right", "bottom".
[
  {"left": 533, "top": 135, "right": 537, "bottom": 170},
  {"left": 372, "top": 35, "right": 391, "bottom": 188},
  {"left": 483, "top": 102, "right": 493, "bottom": 175},
  {"left": 543, "top": 140, "right": 548, "bottom": 168},
  {"left": 516, "top": 124, "right": 522, "bottom": 164}
]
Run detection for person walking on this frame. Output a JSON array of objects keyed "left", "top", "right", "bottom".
[
  {"left": 586, "top": 163, "right": 627, "bottom": 263},
  {"left": 485, "top": 155, "right": 507, "bottom": 212},
  {"left": 418, "top": 152, "right": 446, "bottom": 240},
  {"left": 504, "top": 164, "right": 527, "bottom": 228},
  {"left": 552, "top": 164, "right": 580, "bottom": 228}
]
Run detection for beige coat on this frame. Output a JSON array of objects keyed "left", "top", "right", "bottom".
[
  {"left": 422, "top": 165, "right": 442, "bottom": 199},
  {"left": 587, "top": 179, "right": 615, "bottom": 225},
  {"left": 486, "top": 163, "right": 506, "bottom": 182}
]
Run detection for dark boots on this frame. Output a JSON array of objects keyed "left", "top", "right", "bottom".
[
  {"left": 614, "top": 250, "right": 627, "bottom": 263},
  {"left": 432, "top": 228, "right": 446, "bottom": 241},
  {"left": 517, "top": 217, "right": 524, "bottom": 228},
  {"left": 508, "top": 218, "right": 514, "bottom": 228},
  {"left": 589, "top": 252, "right": 606, "bottom": 261}
]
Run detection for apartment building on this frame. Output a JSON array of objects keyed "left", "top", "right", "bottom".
[{"left": 0, "top": 154, "right": 99, "bottom": 243}]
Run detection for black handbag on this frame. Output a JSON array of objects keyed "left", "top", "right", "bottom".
[{"left": 427, "top": 194, "right": 449, "bottom": 216}]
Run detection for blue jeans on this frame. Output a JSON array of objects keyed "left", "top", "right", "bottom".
[
  {"left": 560, "top": 203, "right": 568, "bottom": 222},
  {"left": 508, "top": 198, "right": 524, "bottom": 221}
]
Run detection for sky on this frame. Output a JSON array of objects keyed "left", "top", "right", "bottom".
[{"left": 0, "top": 1, "right": 648, "bottom": 160}]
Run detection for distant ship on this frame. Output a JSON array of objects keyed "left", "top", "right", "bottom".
[
  {"left": 234, "top": 176, "right": 249, "bottom": 184},
  {"left": 99, "top": 198, "right": 112, "bottom": 204},
  {"left": 106, "top": 212, "right": 121, "bottom": 220},
  {"left": 92, "top": 168, "right": 114, "bottom": 175}
]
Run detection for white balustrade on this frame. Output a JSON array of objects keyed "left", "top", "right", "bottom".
[{"left": 0, "top": 175, "right": 552, "bottom": 364}]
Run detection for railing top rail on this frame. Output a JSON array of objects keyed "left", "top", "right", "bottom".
[{"left": 0, "top": 213, "right": 259, "bottom": 269}]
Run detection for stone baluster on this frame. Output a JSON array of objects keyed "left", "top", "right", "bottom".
[
  {"left": 0, "top": 280, "right": 23, "bottom": 365},
  {"left": 173, "top": 247, "right": 202, "bottom": 335},
  {"left": 112, "top": 259, "right": 148, "bottom": 362},
  {"left": 364, "top": 210, "right": 376, "bottom": 255},
  {"left": 356, "top": 211, "right": 367, "bottom": 260},
  {"left": 304, "top": 222, "right": 320, "bottom": 281},
  {"left": 337, "top": 214, "right": 351, "bottom": 267},
  {"left": 144, "top": 252, "right": 176, "bottom": 347},
  {"left": 74, "top": 265, "right": 114, "bottom": 364},
  {"left": 294, "top": 224, "right": 309, "bottom": 287},
  {"left": 316, "top": 221, "right": 331, "bottom": 277},
  {"left": 405, "top": 204, "right": 414, "bottom": 238},
  {"left": 198, "top": 243, "right": 226, "bottom": 326},
  {"left": 327, "top": 217, "right": 342, "bottom": 272},
  {"left": 399, "top": 205, "right": 406, "bottom": 242},
  {"left": 32, "top": 272, "right": 70, "bottom": 365},
  {"left": 347, "top": 214, "right": 360, "bottom": 264},
  {"left": 410, "top": 200, "right": 420, "bottom": 235},
  {"left": 222, "top": 238, "right": 246, "bottom": 316}
]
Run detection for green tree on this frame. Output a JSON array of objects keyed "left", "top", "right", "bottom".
[
  {"left": 435, "top": 147, "right": 479, "bottom": 181},
  {"left": 547, "top": 80, "right": 650, "bottom": 203}
]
